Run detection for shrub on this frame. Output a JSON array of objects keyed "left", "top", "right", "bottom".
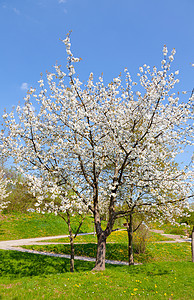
[{"left": 133, "top": 223, "right": 149, "bottom": 254}]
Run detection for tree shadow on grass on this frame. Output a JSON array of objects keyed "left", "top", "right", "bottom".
[
  {"left": 0, "top": 250, "right": 94, "bottom": 278},
  {"left": 106, "top": 261, "right": 172, "bottom": 277}
]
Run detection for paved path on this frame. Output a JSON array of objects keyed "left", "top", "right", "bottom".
[
  {"left": 0, "top": 232, "right": 95, "bottom": 250},
  {"left": 150, "top": 229, "right": 191, "bottom": 243}
]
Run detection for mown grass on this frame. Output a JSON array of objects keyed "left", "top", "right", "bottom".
[
  {"left": 0, "top": 212, "right": 187, "bottom": 241},
  {"left": 0, "top": 213, "right": 97, "bottom": 241},
  {"left": 0, "top": 250, "right": 193, "bottom": 299},
  {"left": 24, "top": 242, "right": 191, "bottom": 264}
]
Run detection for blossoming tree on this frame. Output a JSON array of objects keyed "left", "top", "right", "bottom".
[
  {"left": 1, "top": 34, "right": 193, "bottom": 270},
  {"left": 25, "top": 173, "right": 88, "bottom": 272}
]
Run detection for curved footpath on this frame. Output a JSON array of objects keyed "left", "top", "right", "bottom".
[
  {"left": 150, "top": 229, "right": 192, "bottom": 243},
  {"left": 0, "top": 230, "right": 191, "bottom": 266}
]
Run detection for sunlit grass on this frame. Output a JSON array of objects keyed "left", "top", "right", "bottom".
[
  {"left": 0, "top": 215, "right": 193, "bottom": 299},
  {"left": 0, "top": 250, "right": 193, "bottom": 299},
  {"left": 0, "top": 213, "right": 97, "bottom": 241}
]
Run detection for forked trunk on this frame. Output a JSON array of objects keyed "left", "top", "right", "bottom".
[
  {"left": 93, "top": 232, "right": 107, "bottom": 271},
  {"left": 126, "top": 214, "right": 134, "bottom": 265}
]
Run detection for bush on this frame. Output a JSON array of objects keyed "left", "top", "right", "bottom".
[{"left": 133, "top": 223, "right": 149, "bottom": 254}]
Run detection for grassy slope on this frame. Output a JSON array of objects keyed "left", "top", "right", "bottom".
[
  {"left": 0, "top": 213, "right": 97, "bottom": 241},
  {"left": 0, "top": 250, "right": 193, "bottom": 299},
  {"left": 0, "top": 212, "right": 188, "bottom": 241}
]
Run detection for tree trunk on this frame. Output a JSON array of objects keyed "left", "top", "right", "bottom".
[
  {"left": 92, "top": 183, "right": 115, "bottom": 271},
  {"left": 127, "top": 214, "right": 134, "bottom": 265},
  {"left": 93, "top": 232, "right": 107, "bottom": 271},
  {"left": 192, "top": 226, "right": 194, "bottom": 263},
  {"left": 69, "top": 235, "right": 75, "bottom": 272},
  {"left": 67, "top": 211, "right": 75, "bottom": 272}
]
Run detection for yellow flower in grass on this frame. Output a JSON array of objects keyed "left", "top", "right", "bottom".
[{"left": 134, "top": 288, "right": 138, "bottom": 291}]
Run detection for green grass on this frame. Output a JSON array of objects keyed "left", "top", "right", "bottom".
[
  {"left": 147, "top": 231, "right": 173, "bottom": 242},
  {"left": 23, "top": 242, "right": 191, "bottom": 264},
  {"left": 0, "top": 212, "right": 97, "bottom": 241},
  {"left": 0, "top": 214, "right": 193, "bottom": 299},
  {"left": 0, "top": 212, "right": 180, "bottom": 242},
  {"left": 0, "top": 250, "right": 193, "bottom": 299}
]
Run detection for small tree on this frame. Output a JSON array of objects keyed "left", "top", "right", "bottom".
[
  {"left": 1, "top": 34, "right": 193, "bottom": 270},
  {"left": 25, "top": 174, "right": 88, "bottom": 272}
]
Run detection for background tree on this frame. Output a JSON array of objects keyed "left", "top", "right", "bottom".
[
  {"left": 1, "top": 34, "right": 193, "bottom": 270},
  {"left": 2, "top": 169, "right": 38, "bottom": 213}
]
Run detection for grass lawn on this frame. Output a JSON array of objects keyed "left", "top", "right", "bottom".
[
  {"left": 0, "top": 213, "right": 193, "bottom": 299},
  {"left": 0, "top": 213, "right": 97, "bottom": 241},
  {"left": 0, "top": 250, "right": 193, "bottom": 299}
]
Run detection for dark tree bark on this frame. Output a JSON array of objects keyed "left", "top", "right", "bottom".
[{"left": 126, "top": 214, "right": 134, "bottom": 265}]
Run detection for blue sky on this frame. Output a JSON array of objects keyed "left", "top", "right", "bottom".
[
  {"left": 0, "top": 0, "right": 193, "bottom": 116},
  {"left": 0, "top": 0, "right": 193, "bottom": 166}
]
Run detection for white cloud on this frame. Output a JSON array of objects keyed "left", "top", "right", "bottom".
[{"left": 21, "top": 83, "right": 29, "bottom": 91}]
